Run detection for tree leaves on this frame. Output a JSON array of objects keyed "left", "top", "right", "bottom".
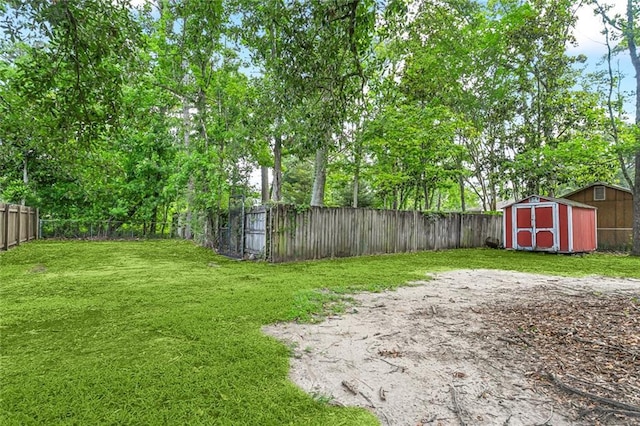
[{"left": 0, "top": 0, "right": 634, "bottom": 233}]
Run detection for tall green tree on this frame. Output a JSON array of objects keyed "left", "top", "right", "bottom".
[
  {"left": 592, "top": 0, "right": 640, "bottom": 255},
  {"left": 141, "top": 0, "right": 257, "bottom": 241},
  {"left": 239, "top": 0, "right": 378, "bottom": 206},
  {"left": 0, "top": 0, "right": 142, "bottom": 211}
]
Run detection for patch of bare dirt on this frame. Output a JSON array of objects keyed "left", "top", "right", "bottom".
[{"left": 263, "top": 269, "right": 640, "bottom": 425}]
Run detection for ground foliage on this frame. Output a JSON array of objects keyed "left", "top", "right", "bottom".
[{"left": 1, "top": 241, "right": 640, "bottom": 424}]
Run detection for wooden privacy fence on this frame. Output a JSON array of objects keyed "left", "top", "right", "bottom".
[
  {"left": 235, "top": 205, "right": 502, "bottom": 262},
  {"left": 0, "top": 203, "right": 39, "bottom": 251}
]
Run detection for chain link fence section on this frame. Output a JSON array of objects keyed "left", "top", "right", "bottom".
[{"left": 39, "top": 219, "right": 177, "bottom": 240}]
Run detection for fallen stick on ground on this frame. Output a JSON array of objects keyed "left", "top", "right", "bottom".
[
  {"left": 497, "top": 336, "right": 522, "bottom": 346},
  {"left": 533, "top": 405, "right": 554, "bottom": 426},
  {"left": 375, "top": 356, "right": 406, "bottom": 372},
  {"left": 379, "top": 409, "right": 391, "bottom": 426},
  {"left": 359, "top": 391, "right": 375, "bottom": 407},
  {"left": 516, "top": 334, "right": 532, "bottom": 347},
  {"left": 449, "top": 384, "right": 467, "bottom": 426},
  {"left": 564, "top": 374, "right": 617, "bottom": 394},
  {"left": 547, "top": 373, "right": 640, "bottom": 413},
  {"left": 379, "top": 387, "right": 387, "bottom": 401},
  {"left": 341, "top": 380, "right": 358, "bottom": 395},
  {"left": 573, "top": 335, "right": 640, "bottom": 357},
  {"left": 594, "top": 407, "right": 640, "bottom": 418}
]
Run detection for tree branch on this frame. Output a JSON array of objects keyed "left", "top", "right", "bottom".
[{"left": 593, "top": 1, "right": 622, "bottom": 31}]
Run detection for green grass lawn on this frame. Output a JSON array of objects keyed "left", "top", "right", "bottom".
[{"left": 1, "top": 241, "right": 639, "bottom": 425}]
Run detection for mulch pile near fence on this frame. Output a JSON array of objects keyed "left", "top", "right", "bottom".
[{"left": 482, "top": 294, "right": 640, "bottom": 423}]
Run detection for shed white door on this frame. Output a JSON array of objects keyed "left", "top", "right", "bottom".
[{"left": 513, "top": 203, "right": 558, "bottom": 251}]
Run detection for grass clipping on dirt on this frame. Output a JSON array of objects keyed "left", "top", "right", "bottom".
[{"left": 483, "top": 292, "right": 640, "bottom": 421}]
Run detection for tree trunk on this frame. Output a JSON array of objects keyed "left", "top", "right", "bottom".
[
  {"left": 261, "top": 166, "right": 269, "bottom": 204},
  {"left": 423, "top": 184, "right": 429, "bottom": 210},
  {"left": 150, "top": 204, "right": 158, "bottom": 235},
  {"left": 400, "top": 187, "right": 408, "bottom": 210},
  {"left": 271, "top": 134, "right": 282, "bottom": 202},
  {"left": 310, "top": 145, "right": 328, "bottom": 207},
  {"left": 22, "top": 156, "right": 28, "bottom": 206},
  {"left": 490, "top": 184, "right": 497, "bottom": 211},
  {"left": 624, "top": 0, "right": 640, "bottom": 256},
  {"left": 269, "top": 19, "right": 282, "bottom": 204},
  {"left": 352, "top": 169, "right": 359, "bottom": 208},
  {"left": 161, "top": 205, "right": 169, "bottom": 236},
  {"left": 459, "top": 174, "right": 466, "bottom": 212},
  {"left": 183, "top": 102, "right": 193, "bottom": 240},
  {"left": 602, "top": 11, "right": 634, "bottom": 189},
  {"left": 352, "top": 133, "right": 362, "bottom": 208},
  {"left": 634, "top": 152, "right": 640, "bottom": 256}
]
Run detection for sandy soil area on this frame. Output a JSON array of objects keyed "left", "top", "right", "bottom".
[{"left": 263, "top": 269, "right": 640, "bottom": 426}]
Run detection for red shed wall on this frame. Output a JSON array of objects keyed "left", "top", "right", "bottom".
[
  {"left": 504, "top": 206, "right": 513, "bottom": 249},
  {"left": 558, "top": 204, "right": 569, "bottom": 252},
  {"left": 572, "top": 207, "right": 597, "bottom": 252}
]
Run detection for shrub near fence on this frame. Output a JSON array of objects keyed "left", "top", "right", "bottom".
[
  {"left": 0, "top": 203, "right": 38, "bottom": 251},
  {"left": 266, "top": 205, "right": 503, "bottom": 262},
  {"left": 39, "top": 220, "right": 176, "bottom": 240}
]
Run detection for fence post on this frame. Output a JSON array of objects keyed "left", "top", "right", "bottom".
[
  {"left": 266, "top": 206, "right": 272, "bottom": 262},
  {"left": 2, "top": 204, "right": 8, "bottom": 250},
  {"left": 458, "top": 213, "right": 463, "bottom": 249},
  {"left": 30, "top": 207, "right": 34, "bottom": 241},
  {"left": 15, "top": 205, "right": 21, "bottom": 246},
  {"left": 26, "top": 207, "right": 30, "bottom": 242},
  {"left": 36, "top": 209, "right": 40, "bottom": 239}
]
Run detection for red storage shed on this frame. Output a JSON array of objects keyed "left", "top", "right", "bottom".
[{"left": 503, "top": 195, "right": 597, "bottom": 253}]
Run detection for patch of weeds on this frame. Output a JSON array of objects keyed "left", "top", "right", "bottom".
[
  {"left": 29, "top": 264, "right": 47, "bottom": 273},
  {"left": 311, "top": 392, "right": 335, "bottom": 405},
  {"left": 287, "top": 289, "right": 354, "bottom": 323},
  {"left": 341, "top": 273, "right": 436, "bottom": 295},
  {"left": 285, "top": 341, "right": 303, "bottom": 358}
]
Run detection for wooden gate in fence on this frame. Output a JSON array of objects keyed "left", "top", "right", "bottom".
[
  {"left": 0, "top": 203, "right": 39, "bottom": 251},
  {"left": 244, "top": 206, "right": 267, "bottom": 257},
  {"left": 221, "top": 205, "right": 502, "bottom": 263}
]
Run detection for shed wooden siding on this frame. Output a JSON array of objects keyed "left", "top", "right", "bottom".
[
  {"left": 563, "top": 184, "right": 633, "bottom": 250},
  {"left": 267, "top": 205, "right": 502, "bottom": 263}
]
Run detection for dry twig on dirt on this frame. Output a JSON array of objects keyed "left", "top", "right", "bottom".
[
  {"left": 547, "top": 373, "right": 640, "bottom": 413},
  {"left": 449, "top": 384, "right": 467, "bottom": 426},
  {"left": 341, "top": 380, "right": 358, "bottom": 395}
]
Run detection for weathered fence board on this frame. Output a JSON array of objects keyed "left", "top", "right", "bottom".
[
  {"left": 263, "top": 206, "right": 502, "bottom": 263},
  {"left": 0, "top": 203, "right": 38, "bottom": 251},
  {"left": 245, "top": 206, "right": 267, "bottom": 256}
]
